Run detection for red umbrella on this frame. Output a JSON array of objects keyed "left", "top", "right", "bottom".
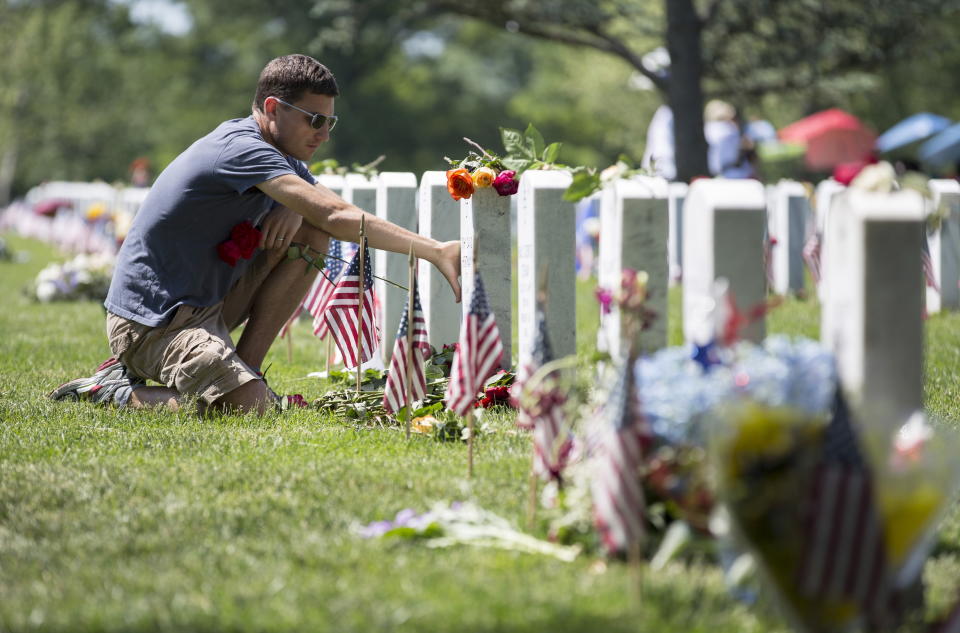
[{"left": 779, "top": 108, "right": 876, "bottom": 171}]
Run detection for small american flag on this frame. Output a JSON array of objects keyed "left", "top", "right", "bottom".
[
  {"left": 923, "top": 234, "right": 940, "bottom": 293},
  {"left": 512, "top": 301, "right": 570, "bottom": 482},
  {"left": 444, "top": 271, "right": 503, "bottom": 416},
  {"left": 323, "top": 238, "right": 379, "bottom": 368},
  {"left": 312, "top": 239, "right": 347, "bottom": 338},
  {"left": 591, "top": 357, "right": 649, "bottom": 555},
  {"left": 797, "top": 391, "right": 890, "bottom": 616},
  {"left": 802, "top": 231, "right": 822, "bottom": 285},
  {"left": 382, "top": 283, "right": 431, "bottom": 414}
]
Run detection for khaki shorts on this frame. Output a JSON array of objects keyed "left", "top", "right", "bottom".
[{"left": 106, "top": 251, "right": 274, "bottom": 405}]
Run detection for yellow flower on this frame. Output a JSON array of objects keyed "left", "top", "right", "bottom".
[
  {"left": 411, "top": 415, "right": 438, "bottom": 434},
  {"left": 879, "top": 482, "right": 943, "bottom": 567},
  {"left": 85, "top": 202, "right": 108, "bottom": 221},
  {"left": 472, "top": 167, "right": 496, "bottom": 188}
]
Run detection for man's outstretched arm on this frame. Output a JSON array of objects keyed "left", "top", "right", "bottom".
[{"left": 257, "top": 174, "right": 461, "bottom": 302}]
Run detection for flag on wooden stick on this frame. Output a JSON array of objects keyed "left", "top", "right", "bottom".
[
  {"left": 513, "top": 300, "right": 571, "bottom": 482},
  {"left": 312, "top": 239, "right": 347, "bottom": 338},
  {"left": 445, "top": 271, "right": 503, "bottom": 416},
  {"left": 591, "top": 356, "right": 649, "bottom": 555},
  {"left": 383, "top": 284, "right": 431, "bottom": 414},
  {"left": 797, "top": 390, "right": 892, "bottom": 621},
  {"left": 323, "top": 238, "right": 379, "bottom": 368}
]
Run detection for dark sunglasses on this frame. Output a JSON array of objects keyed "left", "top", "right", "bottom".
[{"left": 271, "top": 97, "right": 338, "bottom": 131}]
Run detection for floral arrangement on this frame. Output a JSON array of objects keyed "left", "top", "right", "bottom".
[
  {"left": 443, "top": 124, "right": 647, "bottom": 203},
  {"left": 29, "top": 252, "right": 115, "bottom": 302},
  {"left": 216, "top": 221, "right": 261, "bottom": 266},
  {"left": 712, "top": 400, "right": 958, "bottom": 632},
  {"left": 523, "top": 269, "right": 957, "bottom": 632},
  {"left": 311, "top": 347, "right": 516, "bottom": 438},
  {"left": 443, "top": 124, "right": 561, "bottom": 201},
  {"left": 356, "top": 501, "right": 580, "bottom": 561}
]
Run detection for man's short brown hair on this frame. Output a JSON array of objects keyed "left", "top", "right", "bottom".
[{"left": 252, "top": 54, "right": 339, "bottom": 112}]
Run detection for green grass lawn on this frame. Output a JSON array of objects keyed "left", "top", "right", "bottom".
[{"left": 1, "top": 233, "right": 959, "bottom": 632}]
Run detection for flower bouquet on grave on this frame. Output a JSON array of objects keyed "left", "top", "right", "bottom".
[
  {"left": 710, "top": 387, "right": 960, "bottom": 633},
  {"left": 356, "top": 501, "right": 581, "bottom": 562},
  {"left": 28, "top": 251, "right": 115, "bottom": 303},
  {"left": 442, "top": 123, "right": 651, "bottom": 204},
  {"left": 443, "top": 124, "right": 558, "bottom": 201}
]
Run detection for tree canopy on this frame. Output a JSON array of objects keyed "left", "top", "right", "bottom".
[{"left": 2, "top": 0, "right": 960, "bottom": 201}]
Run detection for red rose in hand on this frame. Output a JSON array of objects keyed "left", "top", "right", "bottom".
[
  {"left": 217, "top": 240, "right": 243, "bottom": 266},
  {"left": 230, "top": 221, "right": 262, "bottom": 259},
  {"left": 492, "top": 170, "right": 519, "bottom": 196},
  {"left": 446, "top": 168, "right": 475, "bottom": 201}
]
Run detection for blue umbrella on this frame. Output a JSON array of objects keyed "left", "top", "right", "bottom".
[
  {"left": 876, "top": 112, "right": 951, "bottom": 153},
  {"left": 920, "top": 122, "right": 960, "bottom": 169}
]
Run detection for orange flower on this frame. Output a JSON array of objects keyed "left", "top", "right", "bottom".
[{"left": 446, "top": 168, "right": 475, "bottom": 201}]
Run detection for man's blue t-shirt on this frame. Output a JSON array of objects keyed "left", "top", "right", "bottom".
[{"left": 105, "top": 116, "right": 316, "bottom": 327}]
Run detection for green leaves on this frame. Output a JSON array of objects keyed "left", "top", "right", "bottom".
[
  {"left": 563, "top": 168, "right": 601, "bottom": 202},
  {"left": 498, "top": 123, "right": 564, "bottom": 175},
  {"left": 542, "top": 142, "right": 562, "bottom": 164}
]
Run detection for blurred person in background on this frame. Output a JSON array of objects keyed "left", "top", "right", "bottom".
[{"left": 704, "top": 99, "right": 756, "bottom": 179}]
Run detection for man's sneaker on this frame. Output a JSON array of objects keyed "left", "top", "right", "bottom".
[{"left": 48, "top": 357, "right": 145, "bottom": 407}]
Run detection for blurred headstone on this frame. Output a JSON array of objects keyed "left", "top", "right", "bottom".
[
  {"left": 598, "top": 177, "right": 669, "bottom": 359},
  {"left": 517, "top": 170, "right": 576, "bottom": 366},
  {"left": 375, "top": 172, "right": 418, "bottom": 363},
  {"left": 461, "top": 186, "right": 512, "bottom": 369},
  {"left": 418, "top": 171, "right": 461, "bottom": 350},
  {"left": 769, "top": 180, "right": 810, "bottom": 295},
  {"left": 927, "top": 179, "right": 960, "bottom": 314},
  {"left": 683, "top": 179, "right": 767, "bottom": 344},
  {"left": 822, "top": 189, "right": 926, "bottom": 430},
  {"left": 668, "top": 182, "right": 688, "bottom": 285}
]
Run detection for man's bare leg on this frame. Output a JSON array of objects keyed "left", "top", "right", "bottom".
[
  {"left": 235, "top": 223, "right": 329, "bottom": 372},
  {"left": 127, "top": 382, "right": 274, "bottom": 416},
  {"left": 128, "top": 386, "right": 182, "bottom": 410}
]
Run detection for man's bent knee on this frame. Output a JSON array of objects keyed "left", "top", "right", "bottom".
[{"left": 212, "top": 379, "right": 272, "bottom": 415}]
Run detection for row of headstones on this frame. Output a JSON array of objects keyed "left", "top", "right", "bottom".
[{"left": 323, "top": 171, "right": 958, "bottom": 431}]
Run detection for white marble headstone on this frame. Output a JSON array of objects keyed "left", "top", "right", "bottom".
[
  {"left": 374, "top": 172, "right": 418, "bottom": 363},
  {"left": 597, "top": 177, "right": 669, "bottom": 358},
  {"left": 926, "top": 179, "right": 960, "bottom": 314},
  {"left": 821, "top": 189, "right": 926, "bottom": 430},
  {"left": 517, "top": 170, "right": 576, "bottom": 366},
  {"left": 417, "top": 172, "right": 462, "bottom": 350},
  {"left": 315, "top": 174, "right": 346, "bottom": 197},
  {"left": 769, "top": 180, "right": 810, "bottom": 295},
  {"left": 462, "top": 186, "right": 512, "bottom": 369},
  {"left": 682, "top": 179, "right": 768, "bottom": 344},
  {"left": 814, "top": 178, "right": 847, "bottom": 303},
  {"left": 667, "top": 182, "right": 688, "bottom": 286}
]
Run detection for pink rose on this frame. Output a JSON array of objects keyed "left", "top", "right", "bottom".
[
  {"left": 595, "top": 287, "right": 613, "bottom": 315},
  {"left": 492, "top": 170, "right": 519, "bottom": 196}
]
